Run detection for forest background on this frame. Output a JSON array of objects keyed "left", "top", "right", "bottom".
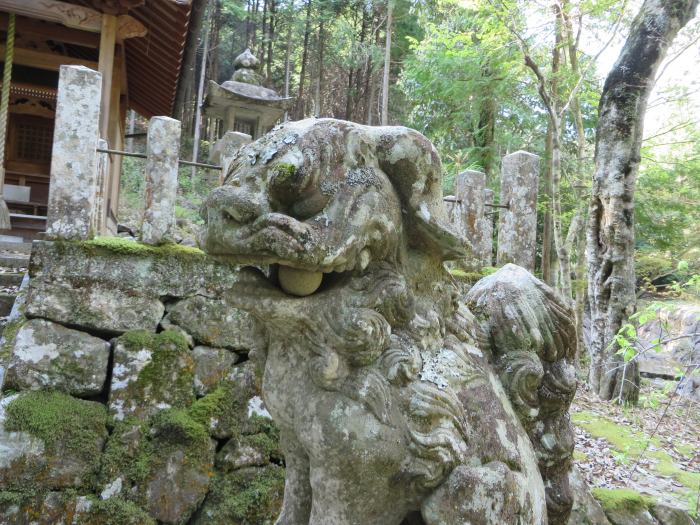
[{"left": 121, "top": 0, "right": 700, "bottom": 400}]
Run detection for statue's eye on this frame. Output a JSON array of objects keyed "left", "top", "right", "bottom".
[
  {"left": 267, "top": 163, "right": 329, "bottom": 220},
  {"left": 268, "top": 164, "right": 307, "bottom": 204}
]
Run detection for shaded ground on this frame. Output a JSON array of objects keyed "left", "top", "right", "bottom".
[{"left": 572, "top": 379, "right": 700, "bottom": 516}]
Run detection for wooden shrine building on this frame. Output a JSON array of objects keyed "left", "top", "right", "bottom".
[{"left": 0, "top": 0, "right": 193, "bottom": 241}]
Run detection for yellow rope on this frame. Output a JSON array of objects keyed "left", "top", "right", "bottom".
[{"left": 0, "top": 12, "right": 16, "bottom": 186}]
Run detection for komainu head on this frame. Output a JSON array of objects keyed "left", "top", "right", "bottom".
[{"left": 201, "top": 118, "right": 576, "bottom": 525}]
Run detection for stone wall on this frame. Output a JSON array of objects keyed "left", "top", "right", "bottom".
[{"left": 0, "top": 239, "right": 283, "bottom": 525}]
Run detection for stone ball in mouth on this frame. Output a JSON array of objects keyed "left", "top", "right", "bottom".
[{"left": 277, "top": 265, "right": 323, "bottom": 296}]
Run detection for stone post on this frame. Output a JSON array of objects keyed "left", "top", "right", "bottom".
[
  {"left": 212, "top": 131, "right": 251, "bottom": 184},
  {"left": 497, "top": 151, "right": 540, "bottom": 271},
  {"left": 454, "top": 170, "right": 487, "bottom": 270},
  {"left": 141, "top": 116, "right": 181, "bottom": 245},
  {"left": 46, "top": 65, "right": 102, "bottom": 240},
  {"left": 482, "top": 188, "right": 494, "bottom": 267}
]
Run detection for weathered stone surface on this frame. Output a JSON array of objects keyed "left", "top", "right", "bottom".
[
  {"left": 165, "top": 296, "right": 262, "bottom": 352},
  {"left": 99, "top": 410, "right": 214, "bottom": 525},
  {"left": 141, "top": 116, "right": 182, "bottom": 245},
  {"left": 201, "top": 119, "right": 576, "bottom": 524},
  {"left": 193, "top": 345, "right": 238, "bottom": 396},
  {"left": 188, "top": 362, "right": 259, "bottom": 439},
  {"left": 0, "top": 391, "right": 107, "bottom": 491},
  {"left": 25, "top": 280, "right": 164, "bottom": 334},
  {"left": 497, "top": 150, "right": 540, "bottom": 271},
  {"left": 4, "top": 319, "right": 109, "bottom": 395},
  {"left": 650, "top": 503, "right": 696, "bottom": 525},
  {"left": 636, "top": 303, "right": 699, "bottom": 379},
  {"left": 483, "top": 188, "right": 494, "bottom": 266},
  {"left": 567, "top": 467, "right": 611, "bottom": 525},
  {"left": 192, "top": 465, "right": 285, "bottom": 525},
  {"left": 0, "top": 491, "right": 92, "bottom": 525},
  {"left": 108, "top": 330, "right": 195, "bottom": 421},
  {"left": 27, "top": 239, "right": 236, "bottom": 297},
  {"left": 450, "top": 169, "right": 488, "bottom": 270},
  {"left": 45, "top": 65, "right": 102, "bottom": 240}
]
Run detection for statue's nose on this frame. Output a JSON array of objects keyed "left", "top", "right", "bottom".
[{"left": 204, "top": 185, "right": 267, "bottom": 225}]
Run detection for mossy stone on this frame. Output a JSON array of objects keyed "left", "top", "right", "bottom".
[
  {"left": 192, "top": 465, "right": 285, "bottom": 525},
  {"left": 109, "top": 330, "right": 195, "bottom": 421},
  {"left": 1, "top": 391, "right": 107, "bottom": 491}
]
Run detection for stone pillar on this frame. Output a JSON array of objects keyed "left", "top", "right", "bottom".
[
  {"left": 482, "top": 188, "right": 494, "bottom": 267},
  {"left": 141, "top": 116, "right": 181, "bottom": 245},
  {"left": 454, "top": 170, "right": 486, "bottom": 270},
  {"left": 212, "top": 131, "right": 252, "bottom": 184},
  {"left": 92, "top": 138, "right": 109, "bottom": 235},
  {"left": 46, "top": 65, "right": 102, "bottom": 240},
  {"left": 496, "top": 151, "right": 540, "bottom": 271}
]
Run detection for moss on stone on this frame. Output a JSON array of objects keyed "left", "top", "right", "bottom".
[
  {"left": 83, "top": 236, "right": 205, "bottom": 260},
  {"left": 114, "top": 329, "right": 195, "bottom": 414},
  {"left": 75, "top": 497, "right": 156, "bottom": 525},
  {"left": 151, "top": 408, "right": 210, "bottom": 449},
  {"left": 5, "top": 391, "right": 107, "bottom": 462},
  {"left": 197, "top": 466, "right": 285, "bottom": 524},
  {"left": 188, "top": 380, "right": 249, "bottom": 438},
  {"left": 591, "top": 488, "right": 653, "bottom": 513},
  {"left": 0, "top": 316, "right": 25, "bottom": 368}
]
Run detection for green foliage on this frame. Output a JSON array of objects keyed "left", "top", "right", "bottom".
[{"left": 76, "top": 498, "right": 156, "bottom": 525}]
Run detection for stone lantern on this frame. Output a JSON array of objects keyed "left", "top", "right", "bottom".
[{"left": 204, "top": 49, "right": 293, "bottom": 141}]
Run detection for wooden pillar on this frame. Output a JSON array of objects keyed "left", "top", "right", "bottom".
[{"left": 98, "top": 13, "right": 117, "bottom": 140}]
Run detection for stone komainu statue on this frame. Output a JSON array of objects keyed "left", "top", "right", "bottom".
[{"left": 201, "top": 119, "right": 577, "bottom": 525}]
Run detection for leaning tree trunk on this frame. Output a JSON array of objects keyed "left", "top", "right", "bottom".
[{"left": 587, "top": 0, "right": 699, "bottom": 403}]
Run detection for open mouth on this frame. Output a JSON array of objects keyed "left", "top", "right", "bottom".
[{"left": 238, "top": 263, "right": 350, "bottom": 298}]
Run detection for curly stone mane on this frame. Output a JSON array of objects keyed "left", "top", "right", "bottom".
[{"left": 202, "top": 118, "right": 576, "bottom": 525}]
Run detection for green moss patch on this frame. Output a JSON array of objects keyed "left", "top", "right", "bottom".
[
  {"left": 112, "top": 330, "right": 195, "bottom": 418},
  {"left": 571, "top": 411, "right": 657, "bottom": 457},
  {"left": 5, "top": 391, "right": 107, "bottom": 461},
  {"left": 196, "top": 466, "right": 285, "bottom": 524},
  {"left": 83, "top": 237, "right": 205, "bottom": 260},
  {"left": 592, "top": 488, "right": 653, "bottom": 513},
  {"left": 573, "top": 411, "right": 699, "bottom": 498},
  {"left": 76, "top": 497, "right": 156, "bottom": 525},
  {"left": 188, "top": 381, "right": 246, "bottom": 438}
]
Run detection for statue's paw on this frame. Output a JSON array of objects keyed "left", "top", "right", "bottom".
[{"left": 421, "top": 463, "right": 537, "bottom": 525}]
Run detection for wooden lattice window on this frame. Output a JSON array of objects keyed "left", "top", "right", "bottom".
[
  {"left": 10, "top": 115, "right": 54, "bottom": 164},
  {"left": 233, "top": 117, "right": 255, "bottom": 138}
]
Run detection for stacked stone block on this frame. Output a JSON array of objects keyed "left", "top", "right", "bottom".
[{"left": 0, "top": 239, "right": 283, "bottom": 524}]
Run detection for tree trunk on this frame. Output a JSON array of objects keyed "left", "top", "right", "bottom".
[
  {"left": 266, "top": 0, "right": 276, "bottom": 80},
  {"left": 541, "top": 123, "right": 554, "bottom": 285},
  {"left": 295, "top": 0, "right": 313, "bottom": 119},
  {"left": 380, "top": 0, "right": 392, "bottom": 125},
  {"left": 586, "top": 0, "right": 698, "bottom": 403},
  {"left": 313, "top": 17, "right": 325, "bottom": 116},
  {"left": 191, "top": 0, "right": 211, "bottom": 184},
  {"left": 173, "top": 0, "right": 207, "bottom": 122}
]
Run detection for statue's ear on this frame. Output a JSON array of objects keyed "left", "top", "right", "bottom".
[{"left": 369, "top": 127, "right": 470, "bottom": 260}]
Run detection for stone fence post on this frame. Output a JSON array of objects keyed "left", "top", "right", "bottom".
[
  {"left": 141, "top": 116, "right": 181, "bottom": 245},
  {"left": 482, "top": 188, "right": 494, "bottom": 267},
  {"left": 211, "top": 131, "right": 252, "bottom": 184},
  {"left": 496, "top": 151, "right": 540, "bottom": 272},
  {"left": 455, "top": 170, "right": 487, "bottom": 270},
  {"left": 46, "top": 65, "right": 102, "bottom": 240}
]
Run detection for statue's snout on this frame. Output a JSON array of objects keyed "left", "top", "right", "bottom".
[{"left": 203, "top": 185, "right": 268, "bottom": 226}]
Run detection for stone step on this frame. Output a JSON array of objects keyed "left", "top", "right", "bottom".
[
  {"left": 0, "top": 241, "right": 32, "bottom": 255},
  {"left": 0, "top": 255, "right": 29, "bottom": 269},
  {"left": 0, "top": 272, "right": 24, "bottom": 287},
  {"left": 0, "top": 292, "right": 16, "bottom": 317}
]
